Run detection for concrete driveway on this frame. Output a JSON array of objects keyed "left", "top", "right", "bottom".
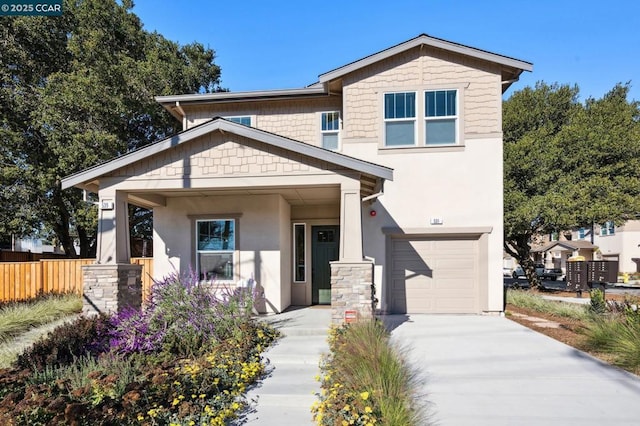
[{"left": 383, "top": 314, "right": 640, "bottom": 426}]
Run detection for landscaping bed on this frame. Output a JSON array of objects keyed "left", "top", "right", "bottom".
[
  {"left": 505, "top": 288, "right": 640, "bottom": 376},
  {"left": 0, "top": 273, "right": 280, "bottom": 425}
]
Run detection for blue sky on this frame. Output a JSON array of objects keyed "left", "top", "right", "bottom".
[{"left": 132, "top": 0, "right": 640, "bottom": 101}]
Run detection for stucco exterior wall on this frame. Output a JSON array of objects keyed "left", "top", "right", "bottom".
[
  {"left": 183, "top": 97, "right": 342, "bottom": 146},
  {"left": 153, "top": 194, "right": 289, "bottom": 313},
  {"left": 346, "top": 136, "right": 504, "bottom": 313},
  {"left": 341, "top": 45, "right": 502, "bottom": 140},
  {"left": 594, "top": 221, "right": 640, "bottom": 272}
]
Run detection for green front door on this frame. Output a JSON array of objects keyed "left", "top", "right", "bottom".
[{"left": 312, "top": 226, "right": 339, "bottom": 304}]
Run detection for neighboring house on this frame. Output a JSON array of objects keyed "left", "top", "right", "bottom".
[
  {"left": 61, "top": 34, "right": 531, "bottom": 317},
  {"left": 532, "top": 221, "right": 640, "bottom": 274}
]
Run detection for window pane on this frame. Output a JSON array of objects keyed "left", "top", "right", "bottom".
[
  {"left": 197, "top": 220, "right": 235, "bottom": 250},
  {"left": 405, "top": 92, "right": 415, "bottom": 117},
  {"left": 385, "top": 121, "right": 415, "bottom": 146},
  {"left": 446, "top": 90, "right": 456, "bottom": 115},
  {"left": 322, "top": 133, "right": 339, "bottom": 150},
  {"left": 426, "top": 119, "right": 456, "bottom": 145},
  {"left": 384, "top": 94, "right": 394, "bottom": 119},
  {"left": 322, "top": 112, "right": 339, "bottom": 131},
  {"left": 198, "top": 253, "right": 234, "bottom": 281},
  {"left": 395, "top": 93, "right": 405, "bottom": 118},
  {"left": 426, "top": 91, "right": 435, "bottom": 117},
  {"left": 294, "top": 224, "right": 305, "bottom": 282},
  {"left": 435, "top": 91, "right": 446, "bottom": 116}
]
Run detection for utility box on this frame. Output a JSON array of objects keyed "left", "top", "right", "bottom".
[
  {"left": 588, "top": 260, "right": 619, "bottom": 285},
  {"left": 566, "top": 261, "right": 588, "bottom": 292}
]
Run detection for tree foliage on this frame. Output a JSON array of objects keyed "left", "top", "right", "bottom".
[
  {"left": 0, "top": 0, "right": 222, "bottom": 256},
  {"left": 504, "top": 82, "right": 640, "bottom": 286}
]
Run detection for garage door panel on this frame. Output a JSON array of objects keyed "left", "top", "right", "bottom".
[{"left": 389, "top": 236, "right": 480, "bottom": 314}]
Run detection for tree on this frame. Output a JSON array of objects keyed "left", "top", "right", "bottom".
[
  {"left": 0, "top": 0, "right": 222, "bottom": 256},
  {"left": 503, "top": 82, "right": 640, "bottom": 287}
]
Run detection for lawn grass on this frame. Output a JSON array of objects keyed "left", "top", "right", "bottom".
[{"left": 0, "top": 293, "right": 82, "bottom": 343}]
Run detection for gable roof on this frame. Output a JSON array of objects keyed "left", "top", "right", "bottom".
[
  {"left": 61, "top": 118, "right": 394, "bottom": 190},
  {"left": 531, "top": 240, "right": 596, "bottom": 253},
  {"left": 155, "top": 33, "right": 532, "bottom": 115},
  {"left": 317, "top": 33, "right": 532, "bottom": 92}
]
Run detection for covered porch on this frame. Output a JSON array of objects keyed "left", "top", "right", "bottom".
[{"left": 61, "top": 119, "right": 392, "bottom": 321}]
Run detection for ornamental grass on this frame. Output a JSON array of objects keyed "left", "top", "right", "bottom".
[{"left": 312, "top": 320, "right": 429, "bottom": 426}]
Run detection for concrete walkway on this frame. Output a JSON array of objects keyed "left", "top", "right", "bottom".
[
  {"left": 245, "top": 306, "right": 331, "bottom": 425},
  {"left": 384, "top": 314, "right": 640, "bottom": 426}
]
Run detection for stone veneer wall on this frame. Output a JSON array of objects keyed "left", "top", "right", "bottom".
[
  {"left": 330, "top": 261, "right": 374, "bottom": 323},
  {"left": 81, "top": 264, "right": 143, "bottom": 316}
]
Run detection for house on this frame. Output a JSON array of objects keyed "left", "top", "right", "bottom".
[
  {"left": 61, "top": 34, "right": 532, "bottom": 319},
  {"left": 533, "top": 221, "right": 640, "bottom": 274}
]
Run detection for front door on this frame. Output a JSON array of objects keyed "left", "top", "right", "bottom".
[{"left": 312, "top": 226, "right": 339, "bottom": 304}]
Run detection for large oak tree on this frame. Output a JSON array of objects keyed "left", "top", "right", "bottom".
[
  {"left": 504, "top": 82, "right": 640, "bottom": 287},
  {"left": 1, "top": 0, "right": 222, "bottom": 256}
]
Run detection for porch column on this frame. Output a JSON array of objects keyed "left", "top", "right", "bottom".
[
  {"left": 96, "top": 190, "right": 131, "bottom": 264},
  {"left": 331, "top": 179, "right": 374, "bottom": 323},
  {"left": 83, "top": 189, "right": 142, "bottom": 315}
]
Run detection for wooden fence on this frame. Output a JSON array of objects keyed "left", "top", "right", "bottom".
[{"left": 0, "top": 258, "right": 154, "bottom": 303}]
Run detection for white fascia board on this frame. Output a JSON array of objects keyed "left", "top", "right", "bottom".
[
  {"left": 155, "top": 87, "right": 327, "bottom": 104},
  {"left": 318, "top": 34, "right": 532, "bottom": 83},
  {"left": 62, "top": 119, "right": 393, "bottom": 190}
]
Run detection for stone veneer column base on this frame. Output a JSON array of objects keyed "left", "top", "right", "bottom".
[
  {"left": 330, "top": 261, "right": 374, "bottom": 324},
  {"left": 81, "top": 263, "right": 143, "bottom": 316}
]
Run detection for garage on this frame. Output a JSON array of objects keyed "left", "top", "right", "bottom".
[{"left": 388, "top": 236, "right": 480, "bottom": 314}]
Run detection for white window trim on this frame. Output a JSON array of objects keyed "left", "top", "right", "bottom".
[
  {"left": 424, "top": 89, "right": 459, "bottom": 146},
  {"left": 383, "top": 92, "right": 417, "bottom": 147},
  {"left": 189, "top": 214, "right": 242, "bottom": 284},
  {"left": 319, "top": 111, "right": 341, "bottom": 151},
  {"left": 293, "top": 223, "right": 306, "bottom": 282},
  {"left": 380, "top": 84, "right": 466, "bottom": 150}
]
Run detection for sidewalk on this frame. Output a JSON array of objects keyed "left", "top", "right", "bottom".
[{"left": 245, "top": 306, "right": 331, "bottom": 425}]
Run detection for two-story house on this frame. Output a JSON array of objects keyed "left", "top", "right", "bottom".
[{"left": 62, "top": 34, "right": 531, "bottom": 319}]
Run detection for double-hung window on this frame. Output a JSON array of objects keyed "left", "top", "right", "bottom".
[
  {"left": 321, "top": 112, "right": 340, "bottom": 150},
  {"left": 196, "top": 219, "right": 235, "bottom": 282},
  {"left": 384, "top": 92, "right": 416, "bottom": 146},
  {"left": 227, "top": 116, "right": 252, "bottom": 126},
  {"left": 425, "top": 90, "right": 457, "bottom": 145}
]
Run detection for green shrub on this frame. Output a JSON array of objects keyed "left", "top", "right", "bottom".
[
  {"left": 506, "top": 289, "right": 589, "bottom": 320},
  {"left": 589, "top": 288, "right": 607, "bottom": 315},
  {"left": 313, "top": 320, "right": 428, "bottom": 426},
  {"left": 15, "top": 315, "right": 111, "bottom": 371}
]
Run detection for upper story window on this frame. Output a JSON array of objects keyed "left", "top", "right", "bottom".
[
  {"left": 384, "top": 92, "right": 416, "bottom": 146},
  {"left": 601, "top": 221, "right": 615, "bottom": 236},
  {"left": 425, "top": 90, "right": 457, "bottom": 145},
  {"left": 321, "top": 112, "right": 340, "bottom": 150},
  {"left": 227, "top": 116, "right": 252, "bottom": 126},
  {"left": 578, "top": 228, "right": 586, "bottom": 239}
]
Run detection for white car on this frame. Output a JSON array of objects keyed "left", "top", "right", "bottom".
[
  {"left": 502, "top": 267, "right": 513, "bottom": 277},
  {"left": 512, "top": 266, "right": 526, "bottom": 279}
]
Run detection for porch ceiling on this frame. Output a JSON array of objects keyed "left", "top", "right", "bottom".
[{"left": 129, "top": 185, "right": 341, "bottom": 207}]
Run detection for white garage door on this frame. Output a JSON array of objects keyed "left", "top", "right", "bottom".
[{"left": 389, "top": 236, "right": 480, "bottom": 314}]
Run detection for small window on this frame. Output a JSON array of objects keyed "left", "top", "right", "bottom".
[
  {"left": 578, "top": 228, "right": 586, "bottom": 239},
  {"left": 384, "top": 92, "right": 416, "bottom": 146},
  {"left": 601, "top": 221, "right": 615, "bottom": 236},
  {"left": 425, "top": 90, "right": 457, "bottom": 145},
  {"left": 316, "top": 230, "right": 335, "bottom": 242},
  {"left": 550, "top": 231, "right": 558, "bottom": 242},
  {"left": 293, "top": 223, "right": 306, "bottom": 282},
  {"left": 196, "top": 219, "right": 235, "bottom": 281},
  {"left": 227, "top": 116, "right": 252, "bottom": 126},
  {"left": 321, "top": 112, "right": 340, "bottom": 150}
]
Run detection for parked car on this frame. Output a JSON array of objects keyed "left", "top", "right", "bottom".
[
  {"left": 512, "top": 266, "right": 526, "bottom": 279},
  {"left": 503, "top": 267, "right": 513, "bottom": 277},
  {"left": 539, "top": 268, "right": 564, "bottom": 281}
]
